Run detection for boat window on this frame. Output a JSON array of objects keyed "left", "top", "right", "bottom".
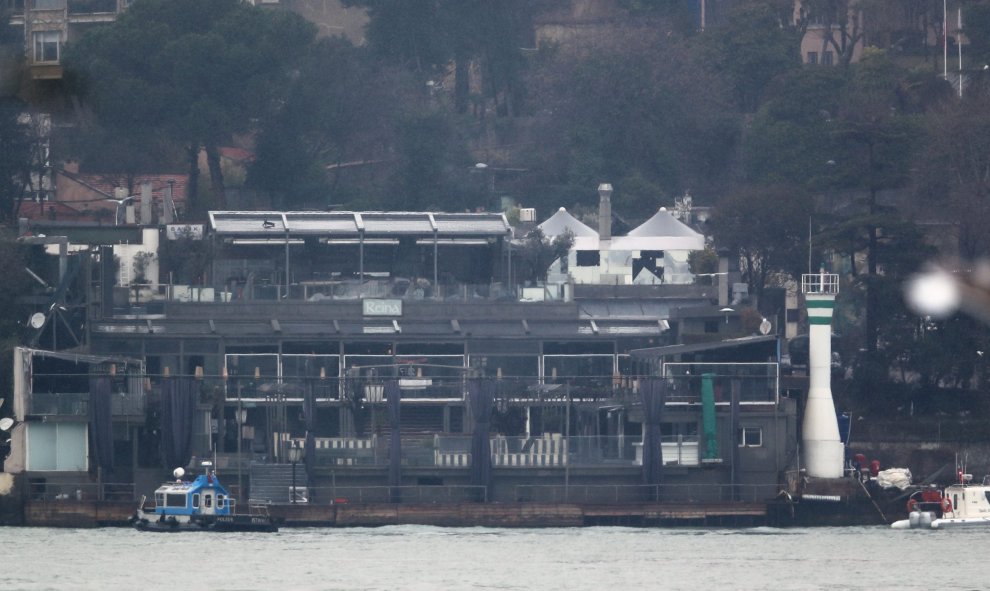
[
  {"left": 204, "top": 494, "right": 212, "bottom": 508},
  {"left": 155, "top": 493, "right": 164, "bottom": 507},
  {"left": 166, "top": 493, "right": 186, "bottom": 507},
  {"left": 192, "top": 494, "right": 200, "bottom": 508},
  {"left": 954, "top": 494, "right": 959, "bottom": 512},
  {"left": 217, "top": 494, "right": 225, "bottom": 508},
  {"left": 985, "top": 492, "right": 990, "bottom": 505}
]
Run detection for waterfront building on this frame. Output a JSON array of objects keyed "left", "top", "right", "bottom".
[{"left": 4, "top": 204, "right": 797, "bottom": 508}]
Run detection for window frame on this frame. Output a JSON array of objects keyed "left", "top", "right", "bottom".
[
  {"left": 32, "top": 30, "right": 60, "bottom": 63},
  {"left": 738, "top": 427, "right": 763, "bottom": 448}
]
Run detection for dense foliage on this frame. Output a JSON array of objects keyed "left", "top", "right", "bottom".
[{"left": 5, "top": 0, "right": 990, "bottom": 408}]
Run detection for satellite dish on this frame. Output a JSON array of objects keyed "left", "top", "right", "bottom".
[
  {"left": 759, "top": 318, "right": 772, "bottom": 335},
  {"left": 29, "top": 313, "right": 46, "bottom": 329},
  {"left": 0, "top": 418, "right": 14, "bottom": 431},
  {"left": 173, "top": 467, "right": 185, "bottom": 479}
]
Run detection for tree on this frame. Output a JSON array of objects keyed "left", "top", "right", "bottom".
[
  {"left": 711, "top": 184, "right": 813, "bottom": 307},
  {"left": 706, "top": 1, "right": 802, "bottom": 112},
  {"left": 527, "top": 25, "right": 738, "bottom": 213},
  {"left": 827, "top": 50, "right": 922, "bottom": 352},
  {"left": 916, "top": 89, "right": 990, "bottom": 259},
  {"left": 159, "top": 228, "right": 211, "bottom": 285},
  {"left": 346, "top": 0, "right": 533, "bottom": 116},
  {"left": 64, "top": 0, "right": 317, "bottom": 211},
  {"left": 797, "top": 0, "right": 866, "bottom": 67},
  {"left": 0, "top": 97, "right": 32, "bottom": 224},
  {"left": 515, "top": 228, "right": 573, "bottom": 284},
  {"left": 248, "top": 39, "right": 403, "bottom": 209},
  {"left": 743, "top": 66, "right": 846, "bottom": 188},
  {"left": 964, "top": 2, "right": 990, "bottom": 68}
]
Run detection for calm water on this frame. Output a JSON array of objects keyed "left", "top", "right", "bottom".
[{"left": 0, "top": 525, "right": 981, "bottom": 590}]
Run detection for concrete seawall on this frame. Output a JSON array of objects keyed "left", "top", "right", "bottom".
[{"left": 13, "top": 500, "right": 768, "bottom": 529}]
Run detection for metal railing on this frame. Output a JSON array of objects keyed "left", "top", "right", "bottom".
[
  {"left": 298, "top": 485, "right": 488, "bottom": 505},
  {"left": 219, "top": 375, "right": 649, "bottom": 403},
  {"left": 275, "top": 435, "right": 700, "bottom": 469},
  {"left": 27, "top": 481, "right": 135, "bottom": 502},
  {"left": 106, "top": 278, "right": 572, "bottom": 311},
  {"left": 514, "top": 483, "right": 775, "bottom": 504},
  {"left": 27, "top": 391, "right": 146, "bottom": 417}
]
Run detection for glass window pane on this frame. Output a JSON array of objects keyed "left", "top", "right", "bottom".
[
  {"left": 56, "top": 423, "right": 87, "bottom": 470},
  {"left": 28, "top": 423, "right": 57, "bottom": 470}
]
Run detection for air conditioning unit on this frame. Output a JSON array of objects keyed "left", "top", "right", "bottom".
[{"left": 518, "top": 208, "right": 535, "bottom": 222}]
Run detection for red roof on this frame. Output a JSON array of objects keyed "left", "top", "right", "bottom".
[{"left": 68, "top": 173, "right": 189, "bottom": 206}]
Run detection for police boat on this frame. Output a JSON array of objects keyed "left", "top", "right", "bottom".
[{"left": 131, "top": 462, "right": 277, "bottom": 532}]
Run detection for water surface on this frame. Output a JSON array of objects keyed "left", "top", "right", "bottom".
[{"left": 1, "top": 525, "right": 977, "bottom": 590}]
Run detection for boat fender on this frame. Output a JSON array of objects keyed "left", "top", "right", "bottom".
[{"left": 941, "top": 497, "right": 952, "bottom": 513}]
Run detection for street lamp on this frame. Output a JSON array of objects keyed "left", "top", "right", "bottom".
[{"left": 288, "top": 442, "right": 304, "bottom": 504}]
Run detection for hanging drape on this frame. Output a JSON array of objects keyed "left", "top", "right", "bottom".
[
  {"left": 303, "top": 378, "right": 317, "bottom": 484},
  {"left": 469, "top": 379, "right": 495, "bottom": 502},
  {"left": 386, "top": 380, "right": 402, "bottom": 503},
  {"left": 641, "top": 378, "right": 665, "bottom": 501},
  {"left": 88, "top": 375, "right": 114, "bottom": 476},
  {"left": 161, "top": 376, "right": 196, "bottom": 470}
]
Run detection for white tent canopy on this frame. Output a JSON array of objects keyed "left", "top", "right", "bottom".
[
  {"left": 538, "top": 207, "right": 599, "bottom": 250},
  {"left": 610, "top": 207, "right": 704, "bottom": 252}
]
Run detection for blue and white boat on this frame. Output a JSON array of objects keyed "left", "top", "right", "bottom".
[{"left": 132, "top": 462, "right": 277, "bottom": 532}]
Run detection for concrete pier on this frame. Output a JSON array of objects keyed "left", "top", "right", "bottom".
[{"left": 14, "top": 499, "right": 769, "bottom": 529}]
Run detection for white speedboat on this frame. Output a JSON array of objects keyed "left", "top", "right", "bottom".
[{"left": 892, "top": 473, "right": 990, "bottom": 529}]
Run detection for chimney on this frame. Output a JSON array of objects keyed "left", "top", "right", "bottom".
[
  {"left": 597, "top": 183, "right": 612, "bottom": 241},
  {"left": 140, "top": 182, "right": 153, "bottom": 225},
  {"left": 163, "top": 181, "right": 175, "bottom": 224},
  {"left": 717, "top": 247, "right": 730, "bottom": 307}
]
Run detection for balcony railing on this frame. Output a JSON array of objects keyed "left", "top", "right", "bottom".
[
  {"left": 107, "top": 279, "right": 570, "bottom": 314},
  {"left": 27, "top": 391, "right": 146, "bottom": 416},
  {"left": 216, "top": 373, "right": 776, "bottom": 405},
  {"left": 277, "top": 435, "right": 699, "bottom": 470}
]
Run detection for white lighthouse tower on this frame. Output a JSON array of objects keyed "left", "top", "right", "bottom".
[{"left": 801, "top": 270, "right": 844, "bottom": 478}]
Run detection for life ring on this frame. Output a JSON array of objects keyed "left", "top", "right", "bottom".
[
  {"left": 941, "top": 497, "right": 952, "bottom": 513},
  {"left": 906, "top": 498, "right": 918, "bottom": 513}
]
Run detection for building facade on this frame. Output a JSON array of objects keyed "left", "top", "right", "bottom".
[{"left": 5, "top": 207, "right": 797, "bottom": 506}]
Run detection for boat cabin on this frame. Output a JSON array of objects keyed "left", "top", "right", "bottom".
[
  {"left": 943, "top": 480, "right": 990, "bottom": 520},
  {"left": 153, "top": 464, "right": 233, "bottom": 518}
]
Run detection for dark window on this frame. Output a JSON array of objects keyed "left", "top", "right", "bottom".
[
  {"left": 217, "top": 494, "right": 225, "bottom": 508},
  {"left": 165, "top": 493, "right": 186, "bottom": 507},
  {"left": 807, "top": 51, "right": 818, "bottom": 64},
  {"left": 822, "top": 51, "right": 834, "bottom": 66},
  {"left": 576, "top": 251, "right": 600, "bottom": 267},
  {"left": 192, "top": 494, "right": 199, "bottom": 508},
  {"left": 33, "top": 31, "right": 60, "bottom": 63},
  {"left": 204, "top": 494, "right": 212, "bottom": 508},
  {"left": 738, "top": 427, "right": 763, "bottom": 447}
]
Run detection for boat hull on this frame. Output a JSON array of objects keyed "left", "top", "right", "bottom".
[{"left": 132, "top": 511, "right": 278, "bottom": 533}]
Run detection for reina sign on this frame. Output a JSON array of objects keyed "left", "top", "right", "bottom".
[{"left": 363, "top": 299, "right": 402, "bottom": 317}]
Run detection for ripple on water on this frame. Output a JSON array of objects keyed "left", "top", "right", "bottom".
[{"left": 0, "top": 525, "right": 986, "bottom": 591}]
